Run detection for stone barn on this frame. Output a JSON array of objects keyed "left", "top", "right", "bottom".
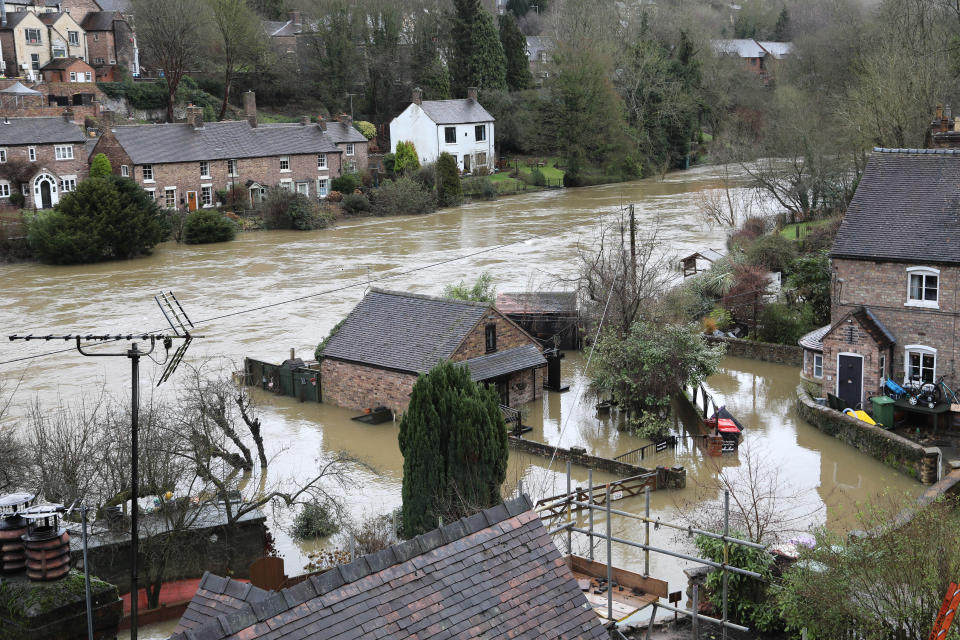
[{"left": 319, "top": 288, "right": 547, "bottom": 413}]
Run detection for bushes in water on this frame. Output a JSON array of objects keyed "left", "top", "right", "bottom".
[
  {"left": 292, "top": 501, "right": 339, "bottom": 540},
  {"left": 370, "top": 177, "right": 436, "bottom": 216},
  {"left": 342, "top": 192, "right": 370, "bottom": 214},
  {"left": 183, "top": 209, "right": 237, "bottom": 244},
  {"left": 435, "top": 153, "right": 462, "bottom": 207},
  {"left": 260, "top": 188, "right": 334, "bottom": 230}
]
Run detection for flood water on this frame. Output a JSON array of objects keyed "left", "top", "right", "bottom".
[{"left": 0, "top": 165, "right": 922, "bottom": 638}]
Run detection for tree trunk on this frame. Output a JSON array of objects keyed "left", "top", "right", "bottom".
[
  {"left": 165, "top": 75, "right": 182, "bottom": 123},
  {"left": 146, "top": 570, "right": 163, "bottom": 609},
  {"left": 218, "top": 70, "right": 232, "bottom": 121}
]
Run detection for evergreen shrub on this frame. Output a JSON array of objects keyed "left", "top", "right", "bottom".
[{"left": 183, "top": 209, "right": 237, "bottom": 244}]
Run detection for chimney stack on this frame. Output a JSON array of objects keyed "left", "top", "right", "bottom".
[
  {"left": 338, "top": 112, "right": 352, "bottom": 126},
  {"left": 467, "top": 87, "right": 478, "bottom": 102},
  {"left": 300, "top": 115, "right": 310, "bottom": 126},
  {"left": 243, "top": 91, "right": 257, "bottom": 128},
  {"left": 946, "top": 104, "right": 952, "bottom": 122},
  {"left": 62, "top": 107, "right": 73, "bottom": 123},
  {"left": 290, "top": 348, "right": 295, "bottom": 361},
  {"left": 318, "top": 115, "right": 327, "bottom": 131},
  {"left": 186, "top": 104, "right": 203, "bottom": 129},
  {"left": 937, "top": 104, "right": 944, "bottom": 121},
  {"left": 412, "top": 87, "right": 422, "bottom": 105},
  {"left": 288, "top": 10, "right": 302, "bottom": 28},
  {"left": 954, "top": 117, "right": 960, "bottom": 133}
]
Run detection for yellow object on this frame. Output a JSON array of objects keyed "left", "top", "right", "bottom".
[
  {"left": 844, "top": 408, "right": 877, "bottom": 426},
  {"left": 165, "top": 491, "right": 174, "bottom": 500}
]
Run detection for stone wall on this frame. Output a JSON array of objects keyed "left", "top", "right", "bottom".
[
  {"left": 706, "top": 336, "right": 803, "bottom": 366},
  {"left": 320, "top": 358, "right": 416, "bottom": 413},
  {"left": 795, "top": 384, "right": 939, "bottom": 483}
]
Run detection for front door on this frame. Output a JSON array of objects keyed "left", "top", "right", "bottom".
[
  {"left": 463, "top": 153, "right": 471, "bottom": 173},
  {"left": 39, "top": 180, "right": 52, "bottom": 209},
  {"left": 837, "top": 354, "right": 863, "bottom": 409},
  {"left": 495, "top": 378, "right": 509, "bottom": 406},
  {"left": 186, "top": 191, "right": 198, "bottom": 212}
]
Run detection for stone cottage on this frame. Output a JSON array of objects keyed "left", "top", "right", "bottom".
[{"left": 319, "top": 288, "right": 547, "bottom": 413}]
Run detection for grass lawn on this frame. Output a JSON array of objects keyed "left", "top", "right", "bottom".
[{"left": 780, "top": 218, "right": 833, "bottom": 240}]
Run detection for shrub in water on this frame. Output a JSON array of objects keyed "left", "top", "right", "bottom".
[
  {"left": 261, "top": 187, "right": 334, "bottom": 230},
  {"left": 292, "top": 501, "right": 340, "bottom": 540},
  {"left": 370, "top": 177, "right": 436, "bottom": 216},
  {"left": 342, "top": 192, "right": 370, "bottom": 214},
  {"left": 435, "top": 153, "right": 462, "bottom": 207},
  {"left": 183, "top": 209, "right": 236, "bottom": 244}
]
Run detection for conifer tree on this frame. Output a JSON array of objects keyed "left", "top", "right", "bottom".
[
  {"left": 451, "top": 0, "right": 507, "bottom": 95},
  {"left": 436, "top": 152, "right": 463, "bottom": 207},
  {"left": 398, "top": 360, "right": 507, "bottom": 538},
  {"left": 499, "top": 13, "right": 531, "bottom": 91},
  {"left": 90, "top": 153, "right": 112, "bottom": 178}
]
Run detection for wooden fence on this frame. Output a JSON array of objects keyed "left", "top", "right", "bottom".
[
  {"left": 535, "top": 473, "right": 657, "bottom": 524},
  {"left": 243, "top": 358, "right": 321, "bottom": 403}
]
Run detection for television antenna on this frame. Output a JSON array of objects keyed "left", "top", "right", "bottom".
[{"left": 9, "top": 291, "right": 201, "bottom": 640}]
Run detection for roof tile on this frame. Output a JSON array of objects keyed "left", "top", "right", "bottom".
[{"left": 310, "top": 568, "right": 345, "bottom": 595}]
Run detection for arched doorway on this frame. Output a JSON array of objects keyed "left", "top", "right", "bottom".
[{"left": 33, "top": 174, "right": 58, "bottom": 209}]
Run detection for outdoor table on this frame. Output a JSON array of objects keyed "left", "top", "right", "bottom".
[{"left": 893, "top": 398, "right": 952, "bottom": 431}]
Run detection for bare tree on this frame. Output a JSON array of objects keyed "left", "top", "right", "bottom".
[
  {"left": 208, "top": 0, "right": 269, "bottom": 120},
  {"left": 0, "top": 377, "right": 27, "bottom": 493},
  {"left": 132, "top": 0, "right": 212, "bottom": 122},
  {"left": 694, "top": 163, "right": 756, "bottom": 228}
]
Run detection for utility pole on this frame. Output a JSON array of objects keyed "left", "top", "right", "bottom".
[
  {"left": 9, "top": 292, "right": 199, "bottom": 640},
  {"left": 629, "top": 204, "right": 636, "bottom": 285}
]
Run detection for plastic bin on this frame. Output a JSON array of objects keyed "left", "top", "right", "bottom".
[{"left": 870, "top": 395, "right": 895, "bottom": 429}]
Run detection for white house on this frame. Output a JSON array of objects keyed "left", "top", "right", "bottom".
[{"left": 389, "top": 87, "right": 495, "bottom": 173}]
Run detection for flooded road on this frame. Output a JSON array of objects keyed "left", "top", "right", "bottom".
[{"left": 0, "top": 166, "right": 922, "bottom": 638}]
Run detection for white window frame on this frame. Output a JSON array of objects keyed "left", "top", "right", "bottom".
[
  {"left": 68, "top": 30, "right": 79, "bottom": 46},
  {"left": 0, "top": 182, "right": 10, "bottom": 197},
  {"left": 345, "top": 143, "right": 354, "bottom": 156},
  {"left": 906, "top": 266, "right": 940, "bottom": 308},
  {"left": 227, "top": 158, "right": 238, "bottom": 177},
  {"left": 295, "top": 181, "right": 309, "bottom": 196},
  {"left": 200, "top": 184, "right": 213, "bottom": 207},
  {"left": 144, "top": 187, "right": 156, "bottom": 199},
  {"left": 317, "top": 153, "right": 327, "bottom": 169},
  {"left": 476, "top": 151, "right": 487, "bottom": 166},
  {"left": 54, "top": 145, "right": 74, "bottom": 160},
  {"left": 120, "top": 165, "right": 129, "bottom": 177},
  {"left": 905, "top": 345, "right": 937, "bottom": 385},
  {"left": 164, "top": 187, "right": 177, "bottom": 208},
  {"left": 69, "top": 71, "right": 76, "bottom": 82},
  {"left": 85, "top": 72, "right": 92, "bottom": 82},
  {"left": 28, "top": 147, "right": 36, "bottom": 162},
  {"left": 835, "top": 352, "right": 864, "bottom": 403},
  {"left": 142, "top": 164, "right": 154, "bottom": 182},
  {"left": 813, "top": 353, "right": 823, "bottom": 379},
  {"left": 317, "top": 178, "right": 328, "bottom": 197},
  {"left": 879, "top": 354, "right": 886, "bottom": 383},
  {"left": 200, "top": 160, "right": 210, "bottom": 178},
  {"left": 279, "top": 156, "right": 290, "bottom": 172},
  {"left": 30, "top": 54, "right": 39, "bottom": 70},
  {"left": 279, "top": 179, "right": 293, "bottom": 191},
  {"left": 24, "top": 28, "right": 41, "bottom": 44}
]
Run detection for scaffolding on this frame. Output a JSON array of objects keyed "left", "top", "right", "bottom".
[{"left": 537, "top": 464, "right": 768, "bottom": 638}]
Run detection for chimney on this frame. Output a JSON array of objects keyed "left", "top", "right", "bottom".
[
  {"left": 946, "top": 104, "right": 952, "bottom": 122},
  {"left": 467, "top": 87, "right": 478, "bottom": 102},
  {"left": 411, "top": 87, "right": 422, "bottom": 105},
  {"left": 317, "top": 115, "right": 326, "bottom": 131},
  {"left": 954, "top": 117, "right": 960, "bottom": 133},
  {"left": 290, "top": 348, "right": 295, "bottom": 361},
  {"left": 937, "top": 103, "right": 943, "bottom": 121},
  {"left": 243, "top": 91, "right": 257, "bottom": 128},
  {"left": 288, "top": 10, "right": 302, "bottom": 28},
  {"left": 62, "top": 107, "right": 73, "bottom": 122},
  {"left": 338, "top": 112, "right": 352, "bottom": 126},
  {"left": 186, "top": 104, "right": 203, "bottom": 129},
  {"left": 300, "top": 115, "right": 310, "bottom": 126}
]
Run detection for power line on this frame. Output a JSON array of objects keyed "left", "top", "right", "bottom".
[{"left": 0, "top": 232, "right": 550, "bottom": 368}]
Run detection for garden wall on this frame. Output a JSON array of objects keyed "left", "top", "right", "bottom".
[
  {"left": 795, "top": 385, "right": 939, "bottom": 484},
  {"left": 707, "top": 336, "right": 803, "bottom": 366}
]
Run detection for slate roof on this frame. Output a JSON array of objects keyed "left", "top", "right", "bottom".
[
  {"left": 40, "top": 57, "right": 90, "bottom": 71},
  {"left": 94, "top": 0, "right": 131, "bottom": 11},
  {"left": 830, "top": 149, "right": 960, "bottom": 265},
  {"left": 496, "top": 291, "right": 577, "bottom": 315},
  {"left": 82, "top": 11, "right": 121, "bottom": 31},
  {"left": 321, "top": 289, "right": 490, "bottom": 373},
  {"left": 324, "top": 120, "right": 367, "bottom": 143},
  {"left": 418, "top": 98, "right": 495, "bottom": 124},
  {"left": 758, "top": 41, "right": 793, "bottom": 59},
  {"left": 170, "top": 495, "right": 609, "bottom": 640},
  {"left": 711, "top": 38, "right": 767, "bottom": 58},
  {"left": 0, "top": 12, "right": 36, "bottom": 29},
  {"left": 37, "top": 12, "right": 68, "bottom": 25},
  {"left": 526, "top": 35, "right": 553, "bottom": 61},
  {"left": 173, "top": 573, "right": 272, "bottom": 635},
  {"left": 824, "top": 306, "right": 896, "bottom": 349},
  {"left": 107, "top": 120, "right": 342, "bottom": 164},
  {"left": 0, "top": 117, "right": 85, "bottom": 145},
  {"left": 464, "top": 344, "right": 547, "bottom": 381},
  {"left": 798, "top": 324, "right": 829, "bottom": 351}
]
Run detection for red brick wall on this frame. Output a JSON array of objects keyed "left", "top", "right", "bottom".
[
  {"left": 338, "top": 141, "right": 368, "bottom": 172},
  {"left": 451, "top": 309, "right": 535, "bottom": 361},
  {"left": 0, "top": 104, "right": 98, "bottom": 124},
  {"left": 87, "top": 30, "right": 116, "bottom": 67},
  {"left": 320, "top": 358, "right": 416, "bottom": 413},
  {"left": 829, "top": 257, "right": 960, "bottom": 398}
]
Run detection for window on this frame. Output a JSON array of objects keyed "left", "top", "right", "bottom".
[
  {"left": 485, "top": 324, "right": 497, "bottom": 353},
  {"left": 906, "top": 345, "right": 936, "bottom": 384},
  {"left": 476, "top": 152, "right": 487, "bottom": 166},
  {"left": 24, "top": 28, "right": 41, "bottom": 44},
  {"left": 68, "top": 31, "right": 79, "bottom": 46},
  {"left": 93, "top": 57, "right": 104, "bottom": 65},
  {"left": 0, "top": 149, "right": 7, "bottom": 163},
  {"left": 30, "top": 54, "right": 39, "bottom": 71},
  {"left": 317, "top": 153, "right": 327, "bottom": 169},
  {"left": 199, "top": 161, "right": 210, "bottom": 178},
  {"left": 444, "top": 126, "right": 456, "bottom": 144},
  {"left": 813, "top": 354, "right": 823, "bottom": 379},
  {"left": 296, "top": 182, "right": 308, "bottom": 196},
  {"left": 279, "top": 179, "right": 293, "bottom": 191},
  {"left": 54, "top": 145, "right": 73, "bottom": 160},
  {"left": 28, "top": 147, "right": 36, "bottom": 161},
  {"left": 164, "top": 187, "right": 176, "bottom": 208},
  {"left": 85, "top": 72, "right": 91, "bottom": 82},
  {"left": 52, "top": 44, "right": 66, "bottom": 58},
  {"left": 144, "top": 187, "right": 155, "bottom": 199},
  {"left": 142, "top": 164, "right": 153, "bottom": 181},
  {"left": 475, "top": 124, "right": 486, "bottom": 141},
  {"left": 201, "top": 185, "right": 212, "bottom": 207},
  {"left": 120, "top": 165, "right": 128, "bottom": 177},
  {"left": 0, "top": 183, "right": 10, "bottom": 197},
  {"left": 69, "top": 71, "right": 76, "bottom": 82},
  {"left": 93, "top": 33, "right": 99, "bottom": 41},
  {"left": 279, "top": 156, "right": 290, "bottom": 171},
  {"left": 345, "top": 143, "right": 354, "bottom": 156},
  {"left": 227, "top": 159, "right": 237, "bottom": 176},
  {"left": 60, "top": 177, "right": 76, "bottom": 192},
  {"left": 346, "top": 160, "right": 356, "bottom": 172},
  {"left": 317, "top": 178, "right": 328, "bottom": 197},
  {"left": 879, "top": 354, "right": 886, "bottom": 383},
  {"left": 907, "top": 267, "right": 939, "bottom": 307}
]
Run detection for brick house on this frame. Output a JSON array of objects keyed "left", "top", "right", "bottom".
[
  {"left": 0, "top": 9, "right": 86, "bottom": 81},
  {"left": 81, "top": 10, "right": 136, "bottom": 80},
  {"left": 0, "top": 113, "right": 87, "bottom": 208},
  {"left": 802, "top": 148, "right": 960, "bottom": 409},
  {"left": 39, "top": 55, "right": 91, "bottom": 82},
  {"left": 319, "top": 288, "right": 548, "bottom": 413},
  {"left": 88, "top": 93, "right": 368, "bottom": 210}
]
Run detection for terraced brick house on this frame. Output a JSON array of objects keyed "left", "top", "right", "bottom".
[
  {"left": 88, "top": 92, "right": 367, "bottom": 210},
  {"left": 799, "top": 148, "right": 960, "bottom": 409},
  {"left": 81, "top": 10, "right": 136, "bottom": 80},
  {"left": 319, "top": 288, "right": 547, "bottom": 413},
  {"left": 0, "top": 114, "right": 87, "bottom": 208}
]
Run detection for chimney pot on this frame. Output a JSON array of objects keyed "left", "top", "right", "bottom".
[
  {"left": 318, "top": 115, "right": 327, "bottom": 131},
  {"left": 290, "top": 348, "right": 295, "bottom": 360},
  {"left": 300, "top": 115, "right": 310, "bottom": 126},
  {"left": 243, "top": 91, "right": 257, "bottom": 128},
  {"left": 467, "top": 87, "right": 478, "bottom": 102},
  {"left": 338, "top": 113, "right": 352, "bottom": 126},
  {"left": 288, "top": 10, "right": 302, "bottom": 27},
  {"left": 186, "top": 104, "right": 203, "bottom": 129},
  {"left": 62, "top": 107, "right": 73, "bottom": 122},
  {"left": 412, "top": 87, "right": 422, "bottom": 105},
  {"left": 946, "top": 104, "right": 952, "bottom": 122}
]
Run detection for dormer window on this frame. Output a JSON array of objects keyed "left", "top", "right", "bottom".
[
  {"left": 485, "top": 324, "right": 497, "bottom": 353},
  {"left": 906, "top": 267, "right": 939, "bottom": 308}
]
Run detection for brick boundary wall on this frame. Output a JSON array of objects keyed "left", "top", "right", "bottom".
[
  {"left": 507, "top": 435, "right": 687, "bottom": 488},
  {"left": 795, "top": 384, "right": 940, "bottom": 484},
  {"left": 707, "top": 336, "right": 803, "bottom": 366}
]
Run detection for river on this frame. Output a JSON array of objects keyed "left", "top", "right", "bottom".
[{"left": 0, "top": 165, "right": 921, "bottom": 638}]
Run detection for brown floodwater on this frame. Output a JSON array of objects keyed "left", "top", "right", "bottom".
[{"left": 0, "top": 166, "right": 921, "bottom": 638}]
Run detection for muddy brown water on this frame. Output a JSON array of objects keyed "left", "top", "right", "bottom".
[{"left": 0, "top": 166, "right": 920, "bottom": 638}]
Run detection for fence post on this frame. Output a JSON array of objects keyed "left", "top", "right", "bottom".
[
  {"left": 588, "top": 469, "right": 594, "bottom": 562},
  {"left": 692, "top": 584, "right": 699, "bottom": 640},
  {"left": 606, "top": 484, "right": 613, "bottom": 622},
  {"left": 566, "top": 461, "right": 572, "bottom": 556}
]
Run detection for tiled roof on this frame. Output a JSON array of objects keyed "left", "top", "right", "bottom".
[
  {"left": 82, "top": 11, "right": 121, "bottom": 31},
  {"left": 107, "top": 120, "right": 341, "bottom": 164},
  {"left": 170, "top": 496, "right": 608, "bottom": 640},
  {"left": 464, "top": 344, "right": 546, "bottom": 381},
  {"left": 824, "top": 306, "right": 896, "bottom": 349},
  {"left": 711, "top": 38, "right": 767, "bottom": 58},
  {"left": 324, "top": 120, "right": 367, "bottom": 143},
  {"left": 95, "top": 0, "right": 131, "bottom": 11},
  {"left": 173, "top": 573, "right": 272, "bottom": 635},
  {"left": 0, "top": 117, "right": 85, "bottom": 145},
  {"left": 40, "top": 57, "right": 90, "bottom": 71},
  {"left": 321, "top": 288, "right": 490, "bottom": 373},
  {"left": 831, "top": 149, "right": 960, "bottom": 265},
  {"left": 798, "top": 324, "right": 829, "bottom": 351},
  {"left": 496, "top": 291, "right": 577, "bottom": 315},
  {"left": 0, "top": 12, "right": 36, "bottom": 29},
  {"left": 525, "top": 35, "right": 553, "bottom": 61},
  {"left": 418, "top": 98, "right": 495, "bottom": 124},
  {"left": 37, "top": 12, "right": 67, "bottom": 25},
  {"left": 757, "top": 41, "right": 793, "bottom": 59}
]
